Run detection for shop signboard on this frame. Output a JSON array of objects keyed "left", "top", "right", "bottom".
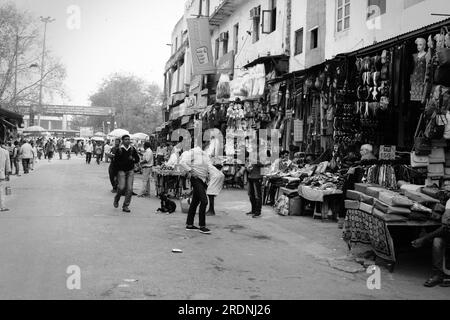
[
  {"left": 187, "top": 18, "right": 215, "bottom": 75},
  {"left": 80, "top": 127, "right": 94, "bottom": 138},
  {"left": 379, "top": 145, "right": 396, "bottom": 160},
  {"left": 185, "top": 96, "right": 197, "bottom": 109},
  {"left": 217, "top": 51, "right": 235, "bottom": 75}
]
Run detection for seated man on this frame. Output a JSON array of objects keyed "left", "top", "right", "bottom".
[
  {"left": 412, "top": 210, "right": 450, "bottom": 287},
  {"left": 267, "top": 150, "right": 293, "bottom": 205}
]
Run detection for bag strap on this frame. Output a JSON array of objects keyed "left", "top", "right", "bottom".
[{"left": 412, "top": 113, "right": 425, "bottom": 153}]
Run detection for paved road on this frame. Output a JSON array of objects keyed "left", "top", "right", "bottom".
[{"left": 0, "top": 157, "right": 448, "bottom": 300}]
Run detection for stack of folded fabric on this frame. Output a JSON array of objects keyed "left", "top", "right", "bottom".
[{"left": 428, "top": 148, "right": 445, "bottom": 179}]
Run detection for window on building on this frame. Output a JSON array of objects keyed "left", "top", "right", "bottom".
[
  {"left": 295, "top": 28, "right": 304, "bottom": 55},
  {"left": 199, "top": 0, "right": 210, "bottom": 17},
  {"left": 310, "top": 28, "right": 318, "bottom": 49},
  {"left": 336, "top": 0, "right": 350, "bottom": 32},
  {"left": 262, "top": 0, "right": 277, "bottom": 34},
  {"left": 367, "top": 0, "right": 386, "bottom": 19},
  {"left": 233, "top": 24, "right": 239, "bottom": 54},
  {"left": 215, "top": 38, "right": 220, "bottom": 60},
  {"left": 222, "top": 32, "right": 229, "bottom": 55},
  {"left": 252, "top": 6, "right": 261, "bottom": 43}
]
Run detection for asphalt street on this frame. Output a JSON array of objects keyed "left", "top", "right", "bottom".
[{"left": 0, "top": 156, "right": 448, "bottom": 300}]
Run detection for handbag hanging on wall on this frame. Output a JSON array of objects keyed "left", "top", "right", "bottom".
[
  {"left": 425, "top": 111, "right": 447, "bottom": 140},
  {"left": 413, "top": 113, "right": 432, "bottom": 155}
]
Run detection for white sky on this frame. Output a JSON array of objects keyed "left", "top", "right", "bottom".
[{"left": 8, "top": 0, "right": 186, "bottom": 105}]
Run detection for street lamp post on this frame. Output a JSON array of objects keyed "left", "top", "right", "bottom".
[{"left": 36, "top": 16, "right": 55, "bottom": 127}]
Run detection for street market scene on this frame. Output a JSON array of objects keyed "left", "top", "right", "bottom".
[{"left": 0, "top": 0, "right": 449, "bottom": 301}]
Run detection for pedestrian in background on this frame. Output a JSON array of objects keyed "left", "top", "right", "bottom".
[
  {"left": 138, "top": 142, "right": 154, "bottom": 198},
  {"left": 113, "top": 135, "right": 140, "bottom": 213},
  {"left": 12, "top": 141, "right": 21, "bottom": 176},
  {"left": 57, "top": 138, "right": 64, "bottom": 160},
  {"left": 85, "top": 140, "right": 93, "bottom": 164},
  {"left": 104, "top": 142, "right": 112, "bottom": 164},
  {"left": 20, "top": 140, "right": 33, "bottom": 174},
  {"left": 0, "top": 140, "right": 11, "bottom": 212},
  {"left": 95, "top": 142, "right": 103, "bottom": 165},
  {"left": 65, "top": 139, "right": 72, "bottom": 160},
  {"left": 30, "top": 141, "right": 37, "bottom": 171},
  {"left": 45, "top": 139, "right": 56, "bottom": 162},
  {"left": 107, "top": 139, "right": 120, "bottom": 193}
]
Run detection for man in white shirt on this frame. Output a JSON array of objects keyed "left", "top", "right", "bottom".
[
  {"left": 19, "top": 140, "right": 34, "bottom": 174},
  {"left": 179, "top": 143, "right": 212, "bottom": 234},
  {"left": 103, "top": 142, "right": 112, "bottom": 163},
  {"left": 85, "top": 140, "right": 94, "bottom": 164},
  {"left": 138, "top": 142, "right": 154, "bottom": 198}
]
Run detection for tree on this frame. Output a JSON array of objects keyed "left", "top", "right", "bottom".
[
  {"left": 0, "top": 2, "right": 67, "bottom": 110},
  {"left": 89, "top": 73, "right": 163, "bottom": 134}
]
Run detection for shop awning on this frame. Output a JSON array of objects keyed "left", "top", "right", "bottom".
[
  {"left": 347, "top": 17, "right": 450, "bottom": 57},
  {"left": 243, "top": 54, "right": 289, "bottom": 69},
  {"left": 0, "top": 107, "right": 23, "bottom": 123}
]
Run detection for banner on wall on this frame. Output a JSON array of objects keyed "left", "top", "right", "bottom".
[{"left": 187, "top": 18, "right": 215, "bottom": 75}]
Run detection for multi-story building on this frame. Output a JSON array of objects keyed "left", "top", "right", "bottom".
[{"left": 325, "top": 0, "right": 450, "bottom": 59}]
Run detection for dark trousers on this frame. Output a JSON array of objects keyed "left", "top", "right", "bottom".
[
  {"left": 187, "top": 177, "right": 208, "bottom": 227},
  {"left": 96, "top": 154, "right": 101, "bottom": 165},
  {"left": 248, "top": 178, "right": 263, "bottom": 215},
  {"left": 109, "top": 164, "right": 118, "bottom": 189},
  {"left": 22, "top": 158, "right": 30, "bottom": 174},
  {"left": 13, "top": 158, "right": 20, "bottom": 175},
  {"left": 86, "top": 152, "right": 92, "bottom": 164},
  {"left": 433, "top": 237, "right": 449, "bottom": 275},
  {"left": 114, "top": 170, "right": 134, "bottom": 208}
]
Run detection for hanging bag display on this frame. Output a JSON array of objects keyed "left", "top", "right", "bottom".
[
  {"left": 425, "top": 111, "right": 447, "bottom": 140},
  {"left": 413, "top": 113, "right": 432, "bottom": 155}
]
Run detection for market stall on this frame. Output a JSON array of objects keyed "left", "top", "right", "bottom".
[{"left": 153, "top": 165, "right": 187, "bottom": 199}]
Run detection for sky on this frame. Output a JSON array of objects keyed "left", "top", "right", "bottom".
[{"left": 8, "top": 0, "right": 186, "bottom": 105}]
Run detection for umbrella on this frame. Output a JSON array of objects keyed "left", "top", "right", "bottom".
[
  {"left": 108, "top": 129, "right": 130, "bottom": 138},
  {"left": 23, "top": 126, "right": 45, "bottom": 133},
  {"left": 94, "top": 132, "right": 106, "bottom": 137},
  {"left": 131, "top": 133, "right": 149, "bottom": 141},
  {"left": 91, "top": 136, "right": 105, "bottom": 142}
]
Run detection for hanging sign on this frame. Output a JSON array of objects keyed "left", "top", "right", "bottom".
[
  {"left": 217, "top": 51, "right": 235, "bottom": 75},
  {"left": 379, "top": 145, "right": 396, "bottom": 160},
  {"left": 187, "top": 18, "right": 215, "bottom": 75}
]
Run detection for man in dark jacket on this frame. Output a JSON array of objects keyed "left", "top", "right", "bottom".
[
  {"left": 107, "top": 139, "right": 121, "bottom": 192},
  {"left": 113, "top": 135, "right": 140, "bottom": 213},
  {"left": 245, "top": 152, "right": 267, "bottom": 218}
]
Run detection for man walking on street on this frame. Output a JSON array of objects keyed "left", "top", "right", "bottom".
[
  {"left": 138, "top": 142, "right": 154, "bottom": 198},
  {"left": 0, "top": 140, "right": 11, "bottom": 212},
  {"left": 20, "top": 140, "right": 33, "bottom": 174},
  {"left": 12, "top": 141, "right": 20, "bottom": 176},
  {"left": 113, "top": 135, "right": 140, "bottom": 213},
  {"left": 45, "top": 139, "right": 56, "bottom": 162},
  {"left": 179, "top": 142, "right": 212, "bottom": 234},
  {"left": 65, "top": 139, "right": 72, "bottom": 160},
  {"left": 57, "top": 138, "right": 64, "bottom": 160},
  {"left": 104, "top": 142, "right": 112, "bottom": 164},
  {"left": 85, "top": 140, "right": 93, "bottom": 164}
]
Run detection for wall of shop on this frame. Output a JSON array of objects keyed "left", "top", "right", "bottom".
[
  {"left": 210, "top": 0, "right": 289, "bottom": 71},
  {"left": 325, "top": 0, "right": 450, "bottom": 59},
  {"left": 289, "top": 0, "right": 307, "bottom": 72},
  {"left": 305, "top": 0, "right": 327, "bottom": 68}
]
